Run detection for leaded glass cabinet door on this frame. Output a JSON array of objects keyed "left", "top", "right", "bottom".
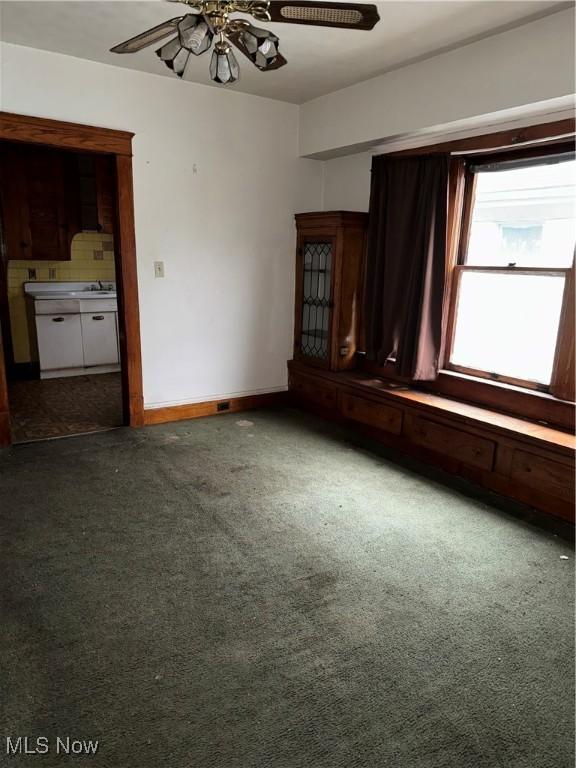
[
  {"left": 298, "top": 238, "right": 334, "bottom": 364},
  {"left": 293, "top": 211, "right": 368, "bottom": 372}
]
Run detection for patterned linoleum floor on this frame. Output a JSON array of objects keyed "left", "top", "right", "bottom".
[{"left": 8, "top": 372, "right": 123, "bottom": 443}]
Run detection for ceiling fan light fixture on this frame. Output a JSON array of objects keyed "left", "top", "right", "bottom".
[
  {"left": 209, "top": 40, "right": 240, "bottom": 84},
  {"left": 111, "top": 2, "right": 380, "bottom": 85},
  {"left": 178, "top": 14, "right": 213, "bottom": 55}
]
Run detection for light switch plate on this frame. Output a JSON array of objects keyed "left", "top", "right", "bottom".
[{"left": 154, "top": 261, "right": 165, "bottom": 278}]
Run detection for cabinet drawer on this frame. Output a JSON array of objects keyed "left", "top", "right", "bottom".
[
  {"left": 291, "top": 375, "right": 337, "bottom": 410},
  {"left": 404, "top": 415, "right": 495, "bottom": 471},
  {"left": 339, "top": 393, "right": 402, "bottom": 435},
  {"left": 509, "top": 450, "right": 574, "bottom": 502}
]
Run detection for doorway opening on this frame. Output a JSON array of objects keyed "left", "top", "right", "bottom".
[
  {"left": 0, "top": 113, "right": 144, "bottom": 446},
  {"left": 0, "top": 142, "right": 123, "bottom": 442}
]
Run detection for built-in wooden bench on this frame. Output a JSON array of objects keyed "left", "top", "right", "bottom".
[{"left": 288, "top": 360, "right": 575, "bottom": 523}]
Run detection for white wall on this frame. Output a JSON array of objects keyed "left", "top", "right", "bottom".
[
  {"left": 300, "top": 8, "right": 576, "bottom": 158},
  {"left": 0, "top": 43, "right": 323, "bottom": 408},
  {"left": 322, "top": 152, "right": 372, "bottom": 212}
]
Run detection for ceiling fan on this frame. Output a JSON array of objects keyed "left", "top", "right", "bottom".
[{"left": 111, "top": 1, "right": 380, "bottom": 85}]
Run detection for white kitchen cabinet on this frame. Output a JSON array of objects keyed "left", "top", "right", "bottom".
[
  {"left": 81, "top": 311, "right": 119, "bottom": 366},
  {"left": 27, "top": 282, "right": 121, "bottom": 378},
  {"left": 36, "top": 313, "right": 85, "bottom": 372}
]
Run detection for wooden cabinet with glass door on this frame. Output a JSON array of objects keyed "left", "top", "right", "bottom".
[{"left": 293, "top": 211, "right": 368, "bottom": 371}]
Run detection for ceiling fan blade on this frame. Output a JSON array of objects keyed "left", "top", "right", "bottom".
[
  {"left": 267, "top": 2, "right": 379, "bottom": 30},
  {"left": 110, "top": 17, "right": 184, "bottom": 54},
  {"left": 228, "top": 25, "right": 287, "bottom": 71}
]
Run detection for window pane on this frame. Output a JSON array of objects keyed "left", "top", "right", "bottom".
[
  {"left": 451, "top": 271, "right": 565, "bottom": 384},
  {"left": 467, "top": 158, "right": 576, "bottom": 267}
]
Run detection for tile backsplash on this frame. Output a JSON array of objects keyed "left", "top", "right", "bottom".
[{"left": 8, "top": 232, "right": 116, "bottom": 363}]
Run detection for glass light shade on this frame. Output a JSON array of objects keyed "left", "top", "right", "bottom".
[
  {"left": 240, "top": 24, "right": 280, "bottom": 69},
  {"left": 156, "top": 37, "right": 190, "bottom": 78},
  {"left": 170, "top": 48, "right": 191, "bottom": 77},
  {"left": 209, "top": 42, "right": 240, "bottom": 84},
  {"left": 157, "top": 36, "right": 180, "bottom": 62}
]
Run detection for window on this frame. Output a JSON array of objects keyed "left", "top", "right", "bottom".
[{"left": 447, "top": 151, "right": 575, "bottom": 394}]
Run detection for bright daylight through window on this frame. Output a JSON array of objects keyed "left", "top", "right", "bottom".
[{"left": 449, "top": 154, "right": 576, "bottom": 389}]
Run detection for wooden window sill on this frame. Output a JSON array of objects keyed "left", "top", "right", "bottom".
[
  {"left": 359, "top": 356, "right": 574, "bottom": 431},
  {"left": 438, "top": 369, "right": 569, "bottom": 401},
  {"left": 426, "top": 369, "right": 574, "bottom": 432}
]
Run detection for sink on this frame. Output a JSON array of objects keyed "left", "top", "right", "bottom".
[{"left": 31, "top": 291, "right": 117, "bottom": 299}]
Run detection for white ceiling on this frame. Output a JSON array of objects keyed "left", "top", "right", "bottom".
[{"left": 0, "top": 1, "right": 570, "bottom": 103}]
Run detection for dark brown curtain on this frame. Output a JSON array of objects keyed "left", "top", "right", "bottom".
[{"left": 364, "top": 155, "right": 449, "bottom": 381}]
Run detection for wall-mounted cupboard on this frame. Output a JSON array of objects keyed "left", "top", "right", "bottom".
[{"left": 0, "top": 142, "right": 115, "bottom": 263}]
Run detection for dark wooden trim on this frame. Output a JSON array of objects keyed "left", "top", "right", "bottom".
[
  {"left": 551, "top": 265, "right": 575, "bottom": 401},
  {"left": 456, "top": 168, "right": 476, "bottom": 266},
  {"left": 387, "top": 119, "right": 575, "bottom": 158},
  {"left": 114, "top": 155, "right": 144, "bottom": 427},
  {"left": 0, "top": 112, "right": 134, "bottom": 156},
  {"left": 445, "top": 363, "right": 548, "bottom": 393},
  {"left": 0, "top": 323, "right": 10, "bottom": 447},
  {"left": 295, "top": 211, "right": 369, "bottom": 229},
  {"left": 464, "top": 141, "right": 575, "bottom": 167},
  {"left": 0, "top": 183, "right": 14, "bottom": 378},
  {"left": 143, "top": 391, "right": 287, "bottom": 426},
  {"left": 0, "top": 143, "right": 14, "bottom": 444},
  {"left": 441, "top": 158, "right": 466, "bottom": 368},
  {"left": 0, "top": 112, "right": 143, "bottom": 445}
]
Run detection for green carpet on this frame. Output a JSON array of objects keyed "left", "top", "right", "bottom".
[{"left": 0, "top": 409, "right": 573, "bottom": 767}]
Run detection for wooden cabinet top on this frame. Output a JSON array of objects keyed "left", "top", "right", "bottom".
[{"left": 295, "top": 211, "right": 369, "bottom": 230}]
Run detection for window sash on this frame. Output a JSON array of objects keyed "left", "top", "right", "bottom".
[
  {"left": 445, "top": 265, "right": 572, "bottom": 392},
  {"left": 457, "top": 147, "right": 576, "bottom": 270},
  {"left": 444, "top": 145, "right": 576, "bottom": 401}
]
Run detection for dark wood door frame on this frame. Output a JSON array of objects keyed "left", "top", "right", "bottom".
[{"left": 0, "top": 112, "right": 144, "bottom": 446}]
